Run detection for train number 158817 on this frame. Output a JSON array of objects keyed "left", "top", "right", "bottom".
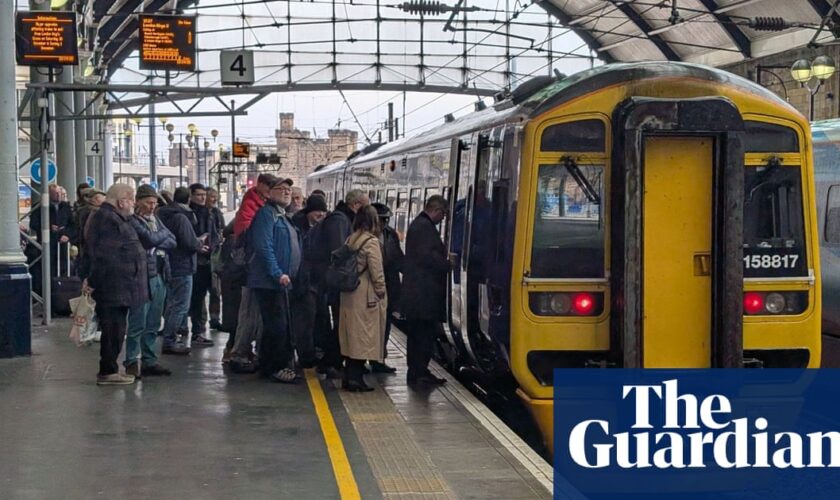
[{"left": 743, "top": 254, "right": 799, "bottom": 270}]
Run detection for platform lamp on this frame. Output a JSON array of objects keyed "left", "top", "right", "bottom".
[
  {"left": 791, "top": 56, "right": 837, "bottom": 122},
  {"left": 166, "top": 122, "right": 182, "bottom": 187}
]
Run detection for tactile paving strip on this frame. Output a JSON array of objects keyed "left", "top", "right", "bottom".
[{"left": 338, "top": 385, "right": 457, "bottom": 499}]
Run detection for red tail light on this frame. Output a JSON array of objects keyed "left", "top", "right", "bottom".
[
  {"left": 572, "top": 293, "right": 595, "bottom": 315},
  {"left": 744, "top": 292, "right": 764, "bottom": 315}
]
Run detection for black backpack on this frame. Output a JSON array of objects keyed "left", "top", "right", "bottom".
[{"left": 325, "top": 235, "right": 374, "bottom": 292}]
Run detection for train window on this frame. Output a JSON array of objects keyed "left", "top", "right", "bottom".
[
  {"left": 744, "top": 121, "right": 799, "bottom": 153},
  {"left": 540, "top": 119, "right": 605, "bottom": 152},
  {"left": 531, "top": 163, "right": 604, "bottom": 278},
  {"left": 386, "top": 189, "right": 396, "bottom": 209},
  {"left": 396, "top": 191, "right": 409, "bottom": 233},
  {"left": 743, "top": 166, "right": 807, "bottom": 277},
  {"left": 409, "top": 188, "right": 422, "bottom": 220},
  {"left": 377, "top": 190, "right": 384, "bottom": 202},
  {"left": 825, "top": 185, "right": 840, "bottom": 244},
  {"left": 368, "top": 190, "right": 376, "bottom": 201}
]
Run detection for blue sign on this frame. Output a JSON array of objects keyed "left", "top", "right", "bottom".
[
  {"left": 86, "top": 176, "right": 95, "bottom": 188},
  {"left": 149, "top": 180, "right": 158, "bottom": 189},
  {"left": 554, "top": 369, "right": 840, "bottom": 499},
  {"left": 30, "top": 159, "right": 57, "bottom": 184}
]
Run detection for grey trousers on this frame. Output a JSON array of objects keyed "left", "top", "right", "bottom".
[{"left": 231, "top": 286, "right": 263, "bottom": 358}]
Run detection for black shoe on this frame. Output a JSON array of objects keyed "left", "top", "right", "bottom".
[
  {"left": 370, "top": 361, "right": 397, "bottom": 374},
  {"left": 209, "top": 319, "right": 224, "bottom": 331},
  {"left": 191, "top": 335, "right": 215, "bottom": 347},
  {"left": 344, "top": 381, "right": 374, "bottom": 392},
  {"left": 141, "top": 364, "right": 172, "bottom": 376},
  {"left": 162, "top": 343, "right": 191, "bottom": 355},
  {"left": 229, "top": 358, "right": 259, "bottom": 374},
  {"left": 362, "top": 365, "right": 371, "bottom": 375},
  {"left": 413, "top": 374, "right": 447, "bottom": 386}
]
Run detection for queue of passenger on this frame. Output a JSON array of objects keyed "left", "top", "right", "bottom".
[{"left": 30, "top": 178, "right": 451, "bottom": 390}]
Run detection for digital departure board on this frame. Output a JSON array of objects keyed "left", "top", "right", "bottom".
[
  {"left": 233, "top": 142, "right": 251, "bottom": 159},
  {"left": 15, "top": 11, "right": 78, "bottom": 67},
  {"left": 139, "top": 15, "right": 196, "bottom": 71}
]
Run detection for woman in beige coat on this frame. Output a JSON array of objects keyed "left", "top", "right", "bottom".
[{"left": 339, "top": 205, "right": 388, "bottom": 392}]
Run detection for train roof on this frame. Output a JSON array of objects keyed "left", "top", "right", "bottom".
[{"left": 310, "top": 62, "right": 796, "bottom": 177}]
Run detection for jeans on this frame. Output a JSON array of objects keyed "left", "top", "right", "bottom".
[
  {"left": 254, "top": 288, "right": 293, "bottom": 376},
  {"left": 189, "top": 265, "right": 212, "bottom": 335},
  {"left": 125, "top": 275, "right": 166, "bottom": 368},
  {"left": 163, "top": 275, "right": 193, "bottom": 347},
  {"left": 97, "top": 305, "right": 129, "bottom": 376}
]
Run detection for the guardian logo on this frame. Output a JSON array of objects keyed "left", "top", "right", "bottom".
[{"left": 568, "top": 379, "right": 840, "bottom": 469}]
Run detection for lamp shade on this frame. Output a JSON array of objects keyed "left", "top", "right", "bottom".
[
  {"left": 159, "top": 117, "right": 168, "bottom": 125},
  {"left": 211, "top": 129, "right": 219, "bottom": 138},
  {"left": 187, "top": 123, "right": 197, "bottom": 133},
  {"left": 165, "top": 123, "right": 175, "bottom": 133},
  {"left": 168, "top": 134, "right": 175, "bottom": 143},
  {"left": 131, "top": 116, "right": 142, "bottom": 125},
  {"left": 813, "top": 55, "right": 836, "bottom": 80},
  {"left": 791, "top": 59, "right": 813, "bottom": 83}
]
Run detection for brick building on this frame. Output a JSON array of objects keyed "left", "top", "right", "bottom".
[{"left": 276, "top": 113, "right": 358, "bottom": 191}]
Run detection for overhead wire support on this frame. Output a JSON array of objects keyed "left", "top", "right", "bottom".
[{"left": 338, "top": 88, "right": 372, "bottom": 144}]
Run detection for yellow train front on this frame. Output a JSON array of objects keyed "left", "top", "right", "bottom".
[
  {"left": 511, "top": 62, "right": 821, "bottom": 453},
  {"left": 307, "top": 61, "right": 821, "bottom": 456}
]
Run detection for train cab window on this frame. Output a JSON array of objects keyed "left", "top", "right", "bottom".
[
  {"left": 744, "top": 121, "right": 799, "bottom": 153},
  {"left": 743, "top": 165, "right": 807, "bottom": 277},
  {"left": 825, "top": 185, "right": 840, "bottom": 245},
  {"left": 396, "top": 191, "right": 408, "bottom": 233},
  {"left": 368, "top": 190, "right": 376, "bottom": 202},
  {"left": 540, "top": 120, "right": 605, "bottom": 152},
  {"left": 377, "top": 190, "right": 384, "bottom": 202},
  {"left": 386, "top": 189, "right": 396, "bottom": 210},
  {"left": 531, "top": 163, "right": 604, "bottom": 278}
]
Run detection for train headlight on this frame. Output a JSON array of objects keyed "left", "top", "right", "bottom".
[
  {"left": 530, "top": 292, "right": 603, "bottom": 317},
  {"left": 743, "top": 291, "right": 808, "bottom": 315},
  {"left": 765, "top": 293, "right": 786, "bottom": 314},
  {"left": 549, "top": 294, "right": 571, "bottom": 315}
]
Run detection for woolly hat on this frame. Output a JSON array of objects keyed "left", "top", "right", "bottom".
[
  {"left": 135, "top": 184, "right": 158, "bottom": 200},
  {"left": 303, "top": 194, "right": 328, "bottom": 213}
]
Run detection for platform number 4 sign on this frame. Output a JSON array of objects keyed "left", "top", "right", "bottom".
[
  {"left": 85, "top": 140, "right": 103, "bottom": 157},
  {"left": 220, "top": 51, "right": 255, "bottom": 86}
]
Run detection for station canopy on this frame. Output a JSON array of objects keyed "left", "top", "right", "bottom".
[{"left": 87, "top": 0, "right": 597, "bottom": 94}]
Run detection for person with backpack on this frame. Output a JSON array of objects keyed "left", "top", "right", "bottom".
[
  {"left": 247, "top": 178, "right": 302, "bottom": 383},
  {"left": 313, "top": 189, "right": 370, "bottom": 379},
  {"left": 337, "top": 205, "right": 387, "bottom": 392}
]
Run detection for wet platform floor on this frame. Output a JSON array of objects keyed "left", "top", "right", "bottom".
[{"left": 0, "top": 319, "right": 552, "bottom": 499}]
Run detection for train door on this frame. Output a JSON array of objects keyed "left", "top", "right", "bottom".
[
  {"left": 612, "top": 97, "right": 744, "bottom": 369},
  {"left": 642, "top": 137, "right": 712, "bottom": 366},
  {"left": 448, "top": 134, "right": 474, "bottom": 348}
]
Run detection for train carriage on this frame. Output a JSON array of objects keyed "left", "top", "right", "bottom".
[{"left": 309, "top": 62, "right": 822, "bottom": 453}]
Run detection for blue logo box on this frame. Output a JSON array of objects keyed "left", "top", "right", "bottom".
[{"left": 553, "top": 369, "right": 840, "bottom": 499}]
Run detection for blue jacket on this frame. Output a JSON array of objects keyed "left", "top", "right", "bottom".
[
  {"left": 247, "top": 202, "right": 301, "bottom": 290},
  {"left": 158, "top": 204, "right": 202, "bottom": 277}
]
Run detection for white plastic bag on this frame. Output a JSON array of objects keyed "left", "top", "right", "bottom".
[{"left": 69, "top": 293, "right": 98, "bottom": 346}]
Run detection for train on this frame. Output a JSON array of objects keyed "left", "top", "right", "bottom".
[
  {"left": 308, "top": 62, "right": 822, "bottom": 453},
  {"left": 810, "top": 120, "right": 840, "bottom": 363}
]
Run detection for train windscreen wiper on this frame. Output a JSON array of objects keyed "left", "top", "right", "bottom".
[{"left": 561, "top": 156, "right": 601, "bottom": 205}]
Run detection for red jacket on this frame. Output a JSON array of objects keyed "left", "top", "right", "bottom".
[{"left": 233, "top": 187, "right": 266, "bottom": 238}]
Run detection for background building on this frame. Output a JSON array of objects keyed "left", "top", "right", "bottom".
[{"left": 276, "top": 113, "right": 358, "bottom": 191}]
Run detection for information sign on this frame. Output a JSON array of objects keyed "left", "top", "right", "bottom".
[
  {"left": 139, "top": 15, "right": 196, "bottom": 71},
  {"left": 233, "top": 142, "right": 251, "bottom": 159},
  {"left": 30, "top": 159, "right": 57, "bottom": 185},
  {"left": 15, "top": 11, "right": 78, "bottom": 67},
  {"left": 220, "top": 50, "right": 255, "bottom": 85},
  {"left": 85, "top": 140, "right": 103, "bottom": 157}
]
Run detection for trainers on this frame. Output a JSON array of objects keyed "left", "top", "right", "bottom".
[
  {"left": 141, "top": 364, "right": 172, "bottom": 377},
  {"left": 162, "top": 343, "right": 191, "bottom": 355},
  {"left": 97, "top": 373, "right": 135, "bottom": 385},
  {"left": 191, "top": 335, "right": 215, "bottom": 347},
  {"left": 125, "top": 363, "right": 141, "bottom": 379}
]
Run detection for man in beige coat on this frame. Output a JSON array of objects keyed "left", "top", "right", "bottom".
[{"left": 338, "top": 205, "right": 387, "bottom": 392}]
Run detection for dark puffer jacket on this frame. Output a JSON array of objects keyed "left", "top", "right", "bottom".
[
  {"left": 85, "top": 203, "right": 149, "bottom": 308},
  {"left": 158, "top": 204, "right": 202, "bottom": 278}
]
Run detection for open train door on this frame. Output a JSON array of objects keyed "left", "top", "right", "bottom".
[{"left": 611, "top": 98, "right": 745, "bottom": 368}]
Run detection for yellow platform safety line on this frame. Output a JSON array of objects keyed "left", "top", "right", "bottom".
[{"left": 304, "top": 368, "right": 362, "bottom": 500}]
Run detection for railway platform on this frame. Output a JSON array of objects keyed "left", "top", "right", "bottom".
[{"left": 0, "top": 318, "right": 554, "bottom": 500}]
